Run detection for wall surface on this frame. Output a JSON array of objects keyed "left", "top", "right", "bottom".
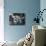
[
  {"left": 40, "top": 0, "right": 46, "bottom": 27},
  {"left": 4, "top": 0, "right": 40, "bottom": 42},
  {"left": 0, "top": 0, "right": 4, "bottom": 42}
]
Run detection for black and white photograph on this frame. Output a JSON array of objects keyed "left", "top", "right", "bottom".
[{"left": 9, "top": 13, "right": 25, "bottom": 25}]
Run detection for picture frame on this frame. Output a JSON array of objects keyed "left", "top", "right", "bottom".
[{"left": 9, "top": 13, "right": 25, "bottom": 25}]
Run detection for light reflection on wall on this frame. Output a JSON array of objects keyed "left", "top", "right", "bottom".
[{"left": 0, "top": 0, "right": 4, "bottom": 42}]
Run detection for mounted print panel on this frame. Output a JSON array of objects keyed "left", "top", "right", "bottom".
[{"left": 9, "top": 13, "right": 25, "bottom": 25}]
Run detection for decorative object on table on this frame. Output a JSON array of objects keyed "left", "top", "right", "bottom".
[
  {"left": 23, "top": 32, "right": 34, "bottom": 46},
  {"left": 17, "top": 32, "right": 34, "bottom": 46},
  {"left": 33, "top": 9, "right": 46, "bottom": 24},
  {"left": 9, "top": 13, "right": 25, "bottom": 25}
]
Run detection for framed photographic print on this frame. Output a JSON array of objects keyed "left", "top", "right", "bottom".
[{"left": 9, "top": 13, "right": 25, "bottom": 25}]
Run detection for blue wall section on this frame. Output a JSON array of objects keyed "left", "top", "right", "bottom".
[{"left": 4, "top": 0, "right": 40, "bottom": 42}]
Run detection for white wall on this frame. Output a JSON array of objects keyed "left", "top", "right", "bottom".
[
  {"left": 40, "top": 0, "right": 46, "bottom": 27},
  {"left": 0, "top": 0, "right": 4, "bottom": 42}
]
